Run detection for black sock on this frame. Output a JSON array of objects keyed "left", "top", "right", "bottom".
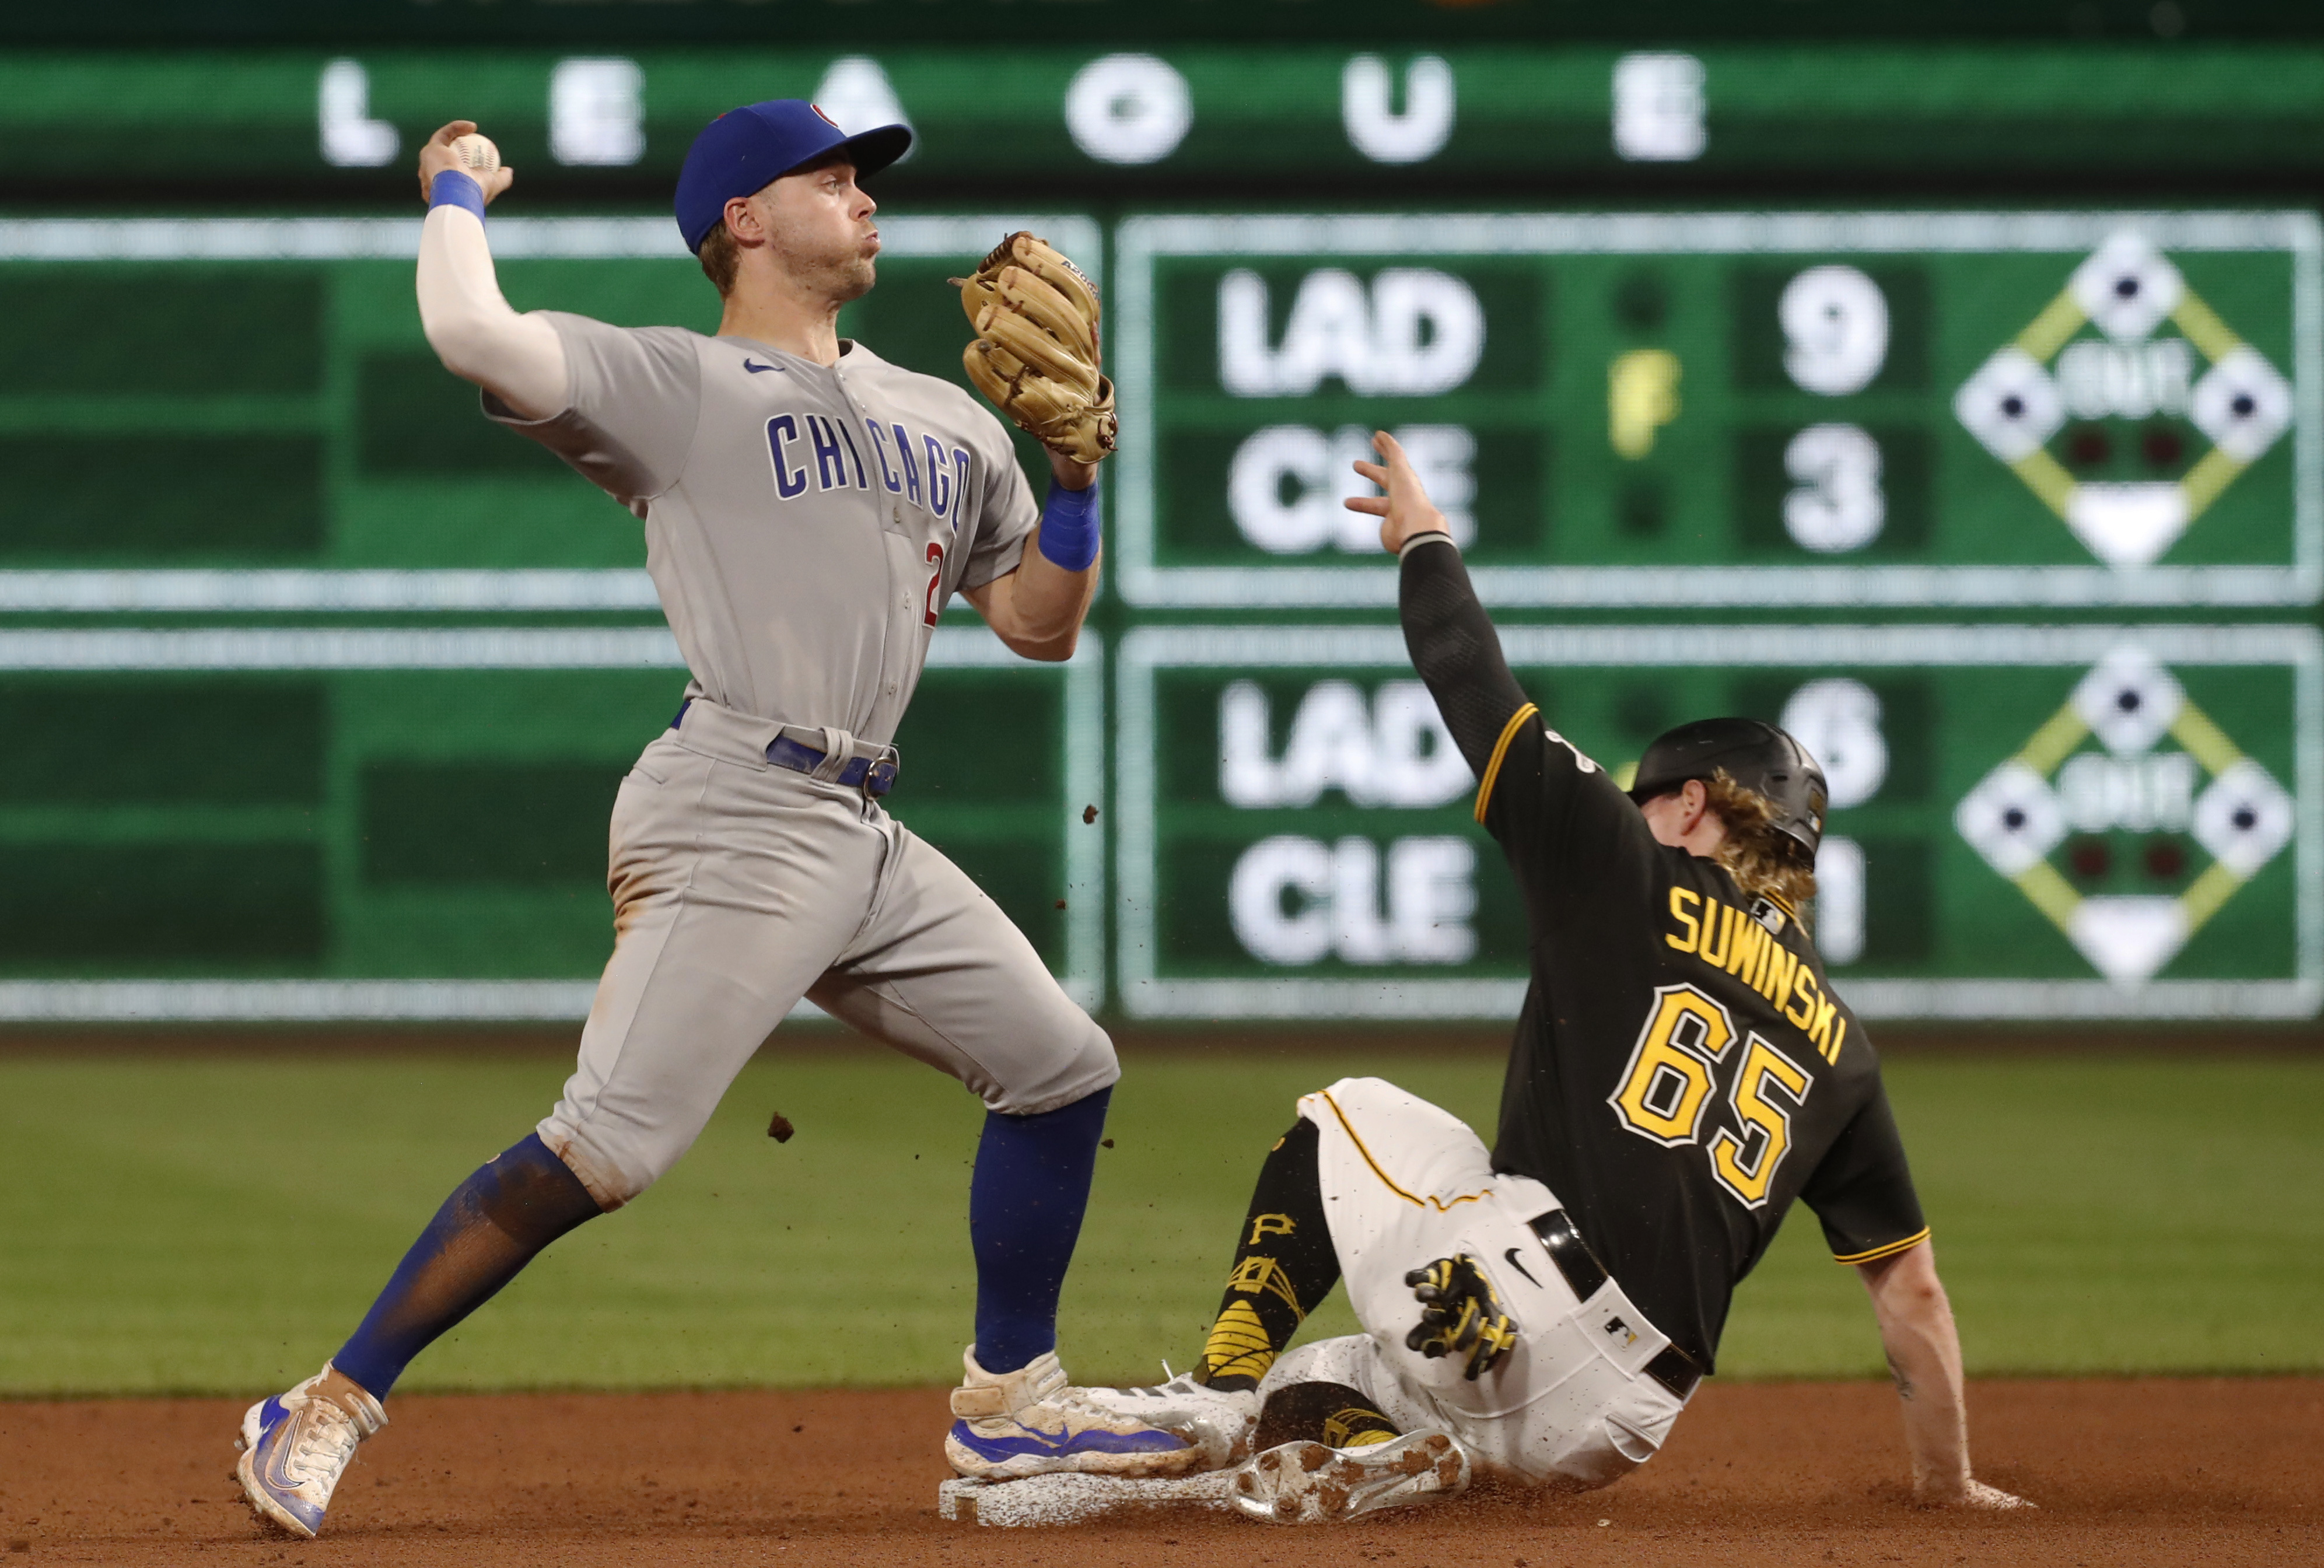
[
  {"left": 1193, "top": 1118, "right": 1339, "bottom": 1392},
  {"left": 1254, "top": 1380, "right": 1401, "bottom": 1451}
]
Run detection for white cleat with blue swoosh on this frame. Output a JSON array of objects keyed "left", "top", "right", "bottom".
[
  {"left": 944, "top": 1348, "right": 1196, "bottom": 1480},
  {"left": 234, "top": 1365, "right": 387, "bottom": 1539},
  {"left": 1074, "top": 1373, "right": 1261, "bottom": 1472}
]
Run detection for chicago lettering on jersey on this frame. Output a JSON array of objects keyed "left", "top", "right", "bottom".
[
  {"left": 765, "top": 410, "right": 971, "bottom": 530},
  {"left": 1662, "top": 887, "right": 1847, "bottom": 1063}
]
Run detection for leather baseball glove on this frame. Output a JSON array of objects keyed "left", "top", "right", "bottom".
[
  {"left": 953, "top": 232, "right": 1117, "bottom": 464},
  {"left": 1405, "top": 1255, "right": 1522, "bottom": 1381}
]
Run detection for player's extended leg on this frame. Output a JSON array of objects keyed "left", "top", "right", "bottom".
[
  {"left": 1081, "top": 1106, "right": 1477, "bottom": 1526},
  {"left": 239, "top": 734, "right": 885, "bottom": 1536},
  {"left": 810, "top": 825, "right": 1182, "bottom": 1478},
  {"left": 234, "top": 1134, "right": 601, "bottom": 1538},
  {"left": 1199, "top": 1112, "right": 1474, "bottom": 1524}
]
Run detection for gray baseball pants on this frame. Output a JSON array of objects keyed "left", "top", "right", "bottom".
[{"left": 538, "top": 694, "right": 1118, "bottom": 1209}]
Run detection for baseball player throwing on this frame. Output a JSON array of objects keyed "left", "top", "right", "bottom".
[
  {"left": 1080, "top": 434, "right": 2031, "bottom": 1523},
  {"left": 235, "top": 103, "right": 1187, "bottom": 1539}
]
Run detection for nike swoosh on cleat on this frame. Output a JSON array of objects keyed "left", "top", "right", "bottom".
[
  {"left": 743, "top": 359, "right": 782, "bottom": 374},
  {"left": 260, "top": 1419, "right": 307, "bottom": 1493},
  {"left": 1503, "top": 1248, "right": 1541, "bottom": 1287},
  {"left": 947, "top": 1422, "right": 1187, "bottom": 1461}
]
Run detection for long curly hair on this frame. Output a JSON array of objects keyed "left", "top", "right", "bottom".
[{"left": 1699, "top": 768, "right": 1819, "bottom": 921}]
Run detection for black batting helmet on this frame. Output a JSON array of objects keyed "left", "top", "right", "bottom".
[{"left": 1627, "top": 717, "right": 1828, "bottom": 862}]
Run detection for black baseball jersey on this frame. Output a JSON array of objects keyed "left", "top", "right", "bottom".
[{"left": 1398, "top": 537, "right": 1926, "bottom": 1373}]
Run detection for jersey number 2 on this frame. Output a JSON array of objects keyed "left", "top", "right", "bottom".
[
  {"left": 1606, "top": 983, "right": 1814, "bottom": 1210},
  {"left": 923, "top": 541, "right": 946, "bottom": 627}
]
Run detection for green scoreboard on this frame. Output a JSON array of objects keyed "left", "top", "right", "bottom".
[
  {"left": 4, "top": 46, "right": 2323, "bottom": 189},
  {"left": 0, "top": 215, "right": 1105, "bottom": 1022},
  {"left": 1117, "top": 624, "right": 2315, "bottom": 1022},
  {"left": 1115, "top": 212, "right": 2315, "bottom": 607},
  {"left": 0, "top": 201, "right": 2314, "bottom": 1024}
]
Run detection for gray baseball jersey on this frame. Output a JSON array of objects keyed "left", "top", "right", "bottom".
[
  {"left": 491, "top": 314, "right": 1038, "bottom": 743},
  {"left": 480, "top": 309, "right": 1114, "bottom": 1208}
]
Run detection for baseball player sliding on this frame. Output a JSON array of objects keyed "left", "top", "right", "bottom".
[
  {"left": 236, "top": 103, "right": 1187, "bottom": 1539},
  {"left": 1076, "top": 435, "right": 2032, "bottom": 1524}
]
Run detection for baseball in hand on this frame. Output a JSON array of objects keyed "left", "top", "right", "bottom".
[{"left": 448, "top": 133, "right": 501, "bottom": 177}]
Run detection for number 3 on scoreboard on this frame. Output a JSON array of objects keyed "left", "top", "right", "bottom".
[{"left": 1608, "top": 983, "right": 1814, "bottom": 1210}]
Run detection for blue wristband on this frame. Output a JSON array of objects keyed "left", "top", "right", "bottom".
[
  {"left": 1037, "top": 481, "right": 1102, "bottom": 572},
  {"left": 429, "top": 169, "right": 487, "bottom": 223}
]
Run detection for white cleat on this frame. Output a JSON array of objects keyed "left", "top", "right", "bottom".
[
  {"left": 944, "top": 1347, "right": 1199, "bottom": 1480},
  {"left": 1075, "top": 1373, "right": 1262, "bottom": 1472},
  {"left": 1230, "top": 1429, "right": 1470, "bottom": 1525},
  {"left": 233, "top": 1365, "right": 387, "bottom": 1539}
]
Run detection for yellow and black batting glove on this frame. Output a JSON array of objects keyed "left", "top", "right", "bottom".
[{"left": 1404, "top": 1254, "right": 1522, "bottom": 1381}]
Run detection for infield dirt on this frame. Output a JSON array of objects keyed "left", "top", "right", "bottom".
[{"left": 2, "top": 1378, "right": 2315, "bottom": 1566}]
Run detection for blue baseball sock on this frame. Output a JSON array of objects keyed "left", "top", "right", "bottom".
[
  {"left": 332, "top": 1133, "right": 602, "bottom": 1399},
  {"left": 968, "top": 1086, "right": 1112, "bottom": 1375}
]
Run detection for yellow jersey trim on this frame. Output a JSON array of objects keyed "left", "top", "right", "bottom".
[
  {"left": 1472, "top": 702, "right": 1539, "bottom": 825},
  {"left": 1318, "top": 1091, "right": 1492, "bottom": 1213},
  {"left": 1831, "top": 1227, "right": 1930, "bottom": 1266}
]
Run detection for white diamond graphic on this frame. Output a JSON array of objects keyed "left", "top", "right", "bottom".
[
  {"left": 2067, "top": 895, "right": 2189, "bottom": 984},
  {"left": 2192, "top": 758, "right": 2294, "bottom": 877},
  {"left": 2072, "top": 648, "right": 2183, "bottom": 756},
  {"left": 1955, "top": 761, "right": 2066, "bottom": 877},
  {"left": 1954, "top": 347, "right": 2066, "bottom": 462},
  {"left": 2190, "top": 345, "right": 2294, "bottom": 464},
  {"left": 2064, "top": 482, "right": 2191, "bottom": 568},
  {"left": 2069, "top": 233, "right": 2185, "bottom": 344}
]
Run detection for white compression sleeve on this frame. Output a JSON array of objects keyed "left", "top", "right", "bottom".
[{"left": 415, "top": 204, "right": 568, "bottom": 422}]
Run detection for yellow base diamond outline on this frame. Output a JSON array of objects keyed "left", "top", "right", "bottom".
[
  {"left": 1983, "top": 275, "right": 2264, "bottom": 548},
  {"left": 1993, "top": 688, "right": 2257, "bottom": 961}
]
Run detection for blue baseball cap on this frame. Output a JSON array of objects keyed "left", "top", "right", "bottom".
[{"left": 674, "top": 100, "right": 912, "bottom": 254}]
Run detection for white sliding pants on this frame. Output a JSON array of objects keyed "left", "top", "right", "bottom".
[{"left": 1267, "top": 1076, "right": 1690, "bottom": 1490}]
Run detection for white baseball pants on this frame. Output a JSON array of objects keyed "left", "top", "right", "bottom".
[{"left": 1265, "top": 1076, "right": 1690, "bottom": 1489}]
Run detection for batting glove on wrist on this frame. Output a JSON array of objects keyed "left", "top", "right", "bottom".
[{"left": 1404, "top": 1254, "right": 1521, "bottom": 1381}]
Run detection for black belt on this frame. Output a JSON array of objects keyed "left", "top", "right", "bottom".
[
  {"left": 669, "top": 699, "right": 899, "bottom": 798},
  {"left": 1527, "top": 1208, "right": 1702, "bottom": 1402}
]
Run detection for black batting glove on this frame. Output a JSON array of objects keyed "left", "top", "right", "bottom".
[{"left": 1404, "top": 1254, "right": 1521, "bottom": 1381}]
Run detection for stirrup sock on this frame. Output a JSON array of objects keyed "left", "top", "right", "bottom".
[
  {"left": 332, "top": 1132, "right": 600, "bottom": 1398},
  {"left": 969, "top": 1086, "right": 1111, "bottom": 1375},
  {"left": 1196, "top": 1117, "right": 1340, "bottom": 1392}
]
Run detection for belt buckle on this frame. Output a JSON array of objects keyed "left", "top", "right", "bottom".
[{"left": 863, "top": 750, "right": 899, "bottom": 798}]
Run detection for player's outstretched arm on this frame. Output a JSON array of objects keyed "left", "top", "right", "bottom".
[
  {"left": 960, "top": 452, "right": 1101, "bottom": 662},
  {"left": 414, "top": 120, "right": 567, "bottom": 422},
  {"left": 1353, "top": 430, "right": 1532, "bottom": 778},
  {"left": 1857, "top": 1241, "right": 2032, "bottom": 1510}
]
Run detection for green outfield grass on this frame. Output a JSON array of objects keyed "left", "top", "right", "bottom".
[{"left": 0, "top": 1045, "right": 2316, "bottom": 1397}]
